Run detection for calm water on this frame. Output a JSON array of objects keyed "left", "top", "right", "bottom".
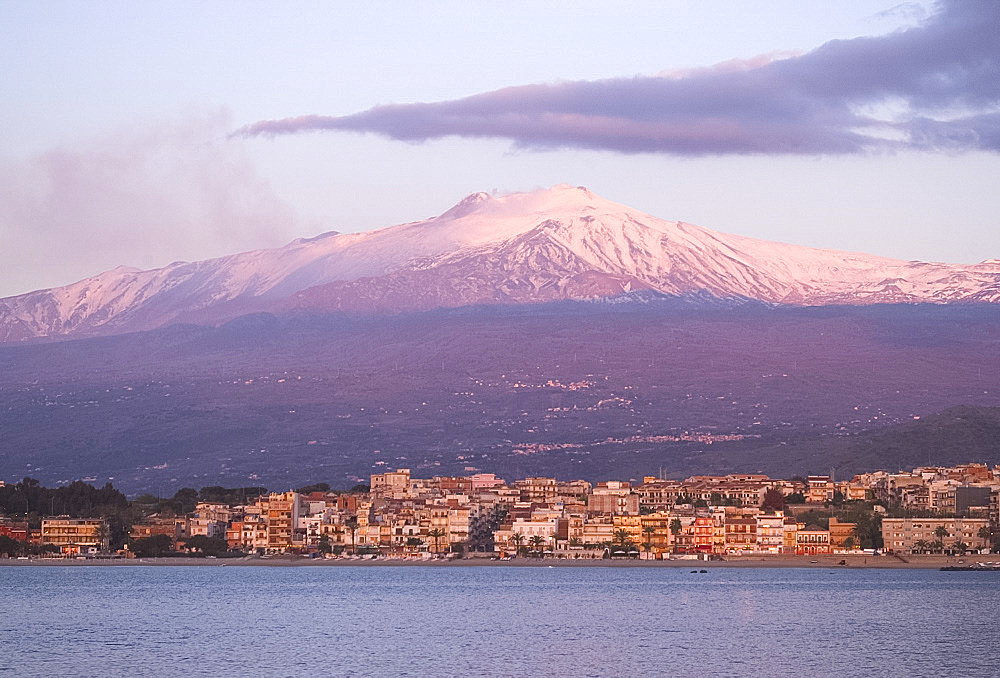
[{"left": 1, "top": 565, "right": 997, "bottom": 677}]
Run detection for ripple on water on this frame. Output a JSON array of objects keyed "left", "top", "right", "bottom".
[{"left": 1, "top": 566, "right": 997, "bottom": 677}]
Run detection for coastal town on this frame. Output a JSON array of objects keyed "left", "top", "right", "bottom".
[{"left": 1, "top": 462, "right": 998, "bottom": 561}]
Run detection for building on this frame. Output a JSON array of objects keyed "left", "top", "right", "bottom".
[
  {"left": 828, "top": 517, "right": 860, "bottom": 550},
  {"left": 189, "top": 502, "right": 231, "bottom": 539},
  {"left": 691, "top": 515, "right": 714, "bottom": 553},
  {"left": 639, "top": 512, "right": 673, "bottom": 556},
  {"left": 782, "top": 516, "right": 798, "bottom": 552},
  {"left": 589, "top": 482, "right": 640, "bottom": 515},
  {"left": 796, "top": 525, "right": 831, "bottom": 555},
  {"left": 881, "top": 517, "right": 990, "bottom": 554},
  {"left": 0, "top": 520, "right": 29, "bottom": 542},
  {"left": 955, "top": 485, "right": 992, "bottom": 516},
  {"left": 370, "top": 469, "right": 412, "bottom": 499},
  {"left": 806, "top": 476, "right": 834, "bottom": 503},
  {"left": 41, "top": 517, "right": 108, "bottom": 555},
  {"left": 263, "top": 491, "right": 301, "bottom": 552},
  {"left": 635, "top": 479, "right": 683, "bottom": 512},
  {"left": 756, "top": 513, "right": 785, "bottom": 553},
  {"left": 725, "top": 517, "right": 756, "bottom": 553},
  {"left": 130, "top": 516, "right": 188, "bottom": 549}
]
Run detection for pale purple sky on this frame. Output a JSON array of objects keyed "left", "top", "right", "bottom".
[{"left": 2, "top": 0, "right": 998, "bottom": 297}]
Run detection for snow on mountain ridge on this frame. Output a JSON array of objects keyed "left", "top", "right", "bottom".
[{"left": 1, "top": 184, "right": 997, "bottom": 342}]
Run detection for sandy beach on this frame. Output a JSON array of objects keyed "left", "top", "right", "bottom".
[{"left": 3, "top": 553, "right": 997, "bottom": 569}]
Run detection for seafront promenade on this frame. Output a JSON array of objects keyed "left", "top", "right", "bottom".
[{"left": 4, "top": 552, "right": 997, "bottom": 569}]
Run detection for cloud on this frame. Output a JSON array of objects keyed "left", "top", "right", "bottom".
[
  {"left": 0, "top": 112, "right": 298, "bottom": 296},
  {"left": 236, "top": 0, "right": 1000, "bottom": 156}
]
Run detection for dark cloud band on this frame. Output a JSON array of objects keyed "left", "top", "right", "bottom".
[{"left": 236, "top": 0, "right": 1000, "bottom": 156}]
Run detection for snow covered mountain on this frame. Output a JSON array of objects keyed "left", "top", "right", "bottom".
[{"left": 2, "top": 184, "right": 998, "bottom": 342}]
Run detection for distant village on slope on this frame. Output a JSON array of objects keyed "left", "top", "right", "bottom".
[{"left": 2, "top": 462, "right": 998, "bottom": 561}]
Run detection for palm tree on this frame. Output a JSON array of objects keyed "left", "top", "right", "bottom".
[
  {"left": 97, "top": 522, "right": 112, "bottom": 553},
  {"left": 427, "top": 527, "right": 447, "bottom": 555},
  {"left": 978, "top": 525, "right": 993, "bottom": 553},
  {"left": 913, "top": 539, "right": 930, "bottom": 554},
  {"left": 932, "top": 525, "right": 949, "bottom": 554},
  {"left": 510, "top": 532, "right": 525, "bottom": 556},
  {"left": 611, "top": 529, "right": 633, "bottom": 559},
  {"left": 568, "top": 537, "right": 582, "bottom": 548},
  {"left": 344, "top": 516, "right": 359, "bottom": 555},
  {"left": 529, "top": 534, "right": 545, "bottom": 557},
  {"left": 642, "top": 526, "right": 656, "bottom": 559},
  {"left": 549, "top": 532, "right": 560, "bottom": 556},
  {"left": 670, "top": 518, "right": 683, "bottom": 554}
]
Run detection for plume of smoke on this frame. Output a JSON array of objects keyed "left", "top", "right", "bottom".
[
  {"left": 235, "top": 0, "right": 1000, "bottom": 156},
  {"left": 0, "top": 111, "right": 298, "bottom": 297}
]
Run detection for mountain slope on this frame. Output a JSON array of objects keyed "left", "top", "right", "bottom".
[
  {"left": 1, "top": 303, "right": 998, "bottom": 492},
  {"left": 2, "top": 184, "right": 999, "bottom": 342}
]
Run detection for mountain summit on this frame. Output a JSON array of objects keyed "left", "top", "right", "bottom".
[{"left": 2, "top": 184, "right": 998, "bottom": 342}]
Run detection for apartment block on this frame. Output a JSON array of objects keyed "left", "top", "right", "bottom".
[{"left": 41, "top": 517, "right": 108, "bottom": 554}]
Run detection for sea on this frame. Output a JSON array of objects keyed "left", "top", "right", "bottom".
[{"left": 1, "top": 565, "right": 996, "bottom": 677}]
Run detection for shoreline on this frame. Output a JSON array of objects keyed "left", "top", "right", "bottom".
[{"left": 2, "top": 554, "right": 996, "bottom": 569}]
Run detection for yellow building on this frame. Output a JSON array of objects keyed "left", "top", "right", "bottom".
[
  {"left": 612, "top": 514, "right": 643, "bottom": 548},
  {"left": 828, "top": 517, "right": 861, "bottom": 550},
  {"left": 639, "top": 511, "right": 673, "bottom": 556}
]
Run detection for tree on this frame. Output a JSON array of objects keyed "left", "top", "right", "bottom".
[
  {"left": 612, "top": 529, "right": 632, "bottom": 557},
  {"left": 97, "top": 522, "right": 111, "bottom": 552},
  {"left": 761, "top": 488, "right": 787, "bottom": 513},
  {"left": 951, "top": 540, "right": 969, "bottom": 556},
  {"left": 785, "top": 492, "right": 806, "bottom": 504},
  {"left": 171, "top": 488, "right": 199, "bottom": 515},
  {"left": 934, "top": 525, "right": 949, "bottom": 552},
  {"left": 318, "top": 534, "right": 332, "bottom": 555},
  {"left": 642, "top": 526, "right": 656, "bottom": 558},
  {"left": 510, "top": 533, "right": 525, "bottom": 555},
  {"left": 344, "top": 516, "right": 359, "bottom": 555},
  {"left": 427, "top": 527, "right": 447, "bottom": 555},
  {"left": 978, "top": 525, "right": 992, "bottom": 552},
  {"left": 568, "top": 537, "right": 582, "bottom": 548},
  {"left": 913, "top": 539, "right": 930, "bottom": 554},
  {"left": 185, "top": 535, "right": 229, "bottom": 556},
  {"left": 842, "top": 536, "right": 855, "bottom": 550},
  {"left": 296, "top": 482, "right": 331, "bottom": 494},
  {"left": 131, "top": 534, "right": 173, "bottom": 558},
  {"left": 670, "top": 518, "right": 683, "bottom": 554},
  {"left": 0, "top": 535, "right": 24, "bottom": 557},
  {"left": 529, "top": 534, "right": 545, "bottom": 557},
  {"left": 549, "top": 532, "right": 560, "bottom": 555},
  {"left": 405, "top": 536, "right": 424, "bottom": 551}
]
